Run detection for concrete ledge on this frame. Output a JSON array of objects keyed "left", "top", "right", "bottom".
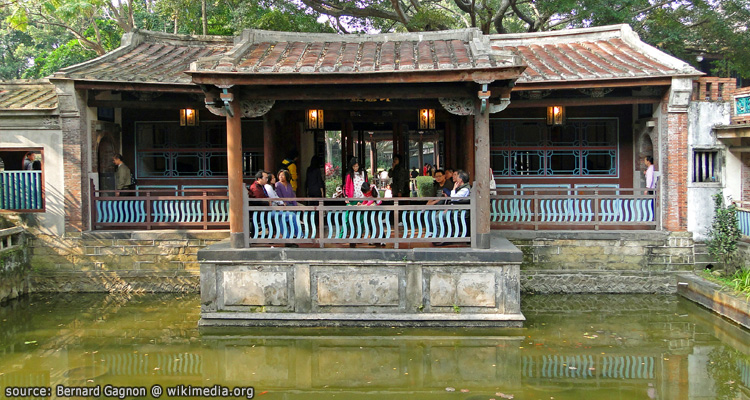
[
  {"left": 677, "top": 273, "right": 750, "bottom": 329},
  {"left": 198, "top": 236, "right": 522, "bottom": 263},
  {"left": 81, "top": 230, "right": 230, "bottom": 240},
  {"left": 200, "top": 312, "right": 525, "bottom": 327},
  {"left": 501, "top": 230, "right": 670, "bottom": 241},
  {"left": 30, "top": 271, "right": 200, "bottom": 293}
]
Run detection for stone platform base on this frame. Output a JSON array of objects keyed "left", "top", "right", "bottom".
[{"left": 199, "top": 237, "right": 524, "bottom": 327}]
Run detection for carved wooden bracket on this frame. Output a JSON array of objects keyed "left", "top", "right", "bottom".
[{"left": 439, "top": 97, "right": 474, "bottom": 115}]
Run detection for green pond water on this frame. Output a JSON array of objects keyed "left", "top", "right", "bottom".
[{"left": 1, "top": 293, "right": 749, "bottom": 400}]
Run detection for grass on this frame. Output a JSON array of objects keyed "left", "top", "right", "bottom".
[{"left": 701, "top": 268, "right": 750, "bottom": 299}]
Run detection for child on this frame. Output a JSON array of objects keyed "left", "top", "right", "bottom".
[{"left": 361, "top": 183, "right": 381, "bottom": 206}]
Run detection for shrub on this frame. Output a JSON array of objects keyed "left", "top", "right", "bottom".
[
  {"left": 415, "top": 176, "right": 436, "bottom": 197},
  {"left": 706, "top": 193, "right": 742, "bottom": 275}
]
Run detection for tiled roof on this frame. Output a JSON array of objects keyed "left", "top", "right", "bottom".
[
  {"left": 190, "top": 29, "right": 521, "bottom": 76},
  {"left": 54, "top": 30, "right": 233, "bottom": 85},
  {"left": 0, "top": 80, "right": 57, "bottom": 110},
  {"left": 490, "top": 25, "right": 702, "bottom": 85}
]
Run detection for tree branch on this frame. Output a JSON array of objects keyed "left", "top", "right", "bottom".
[{"left": 300, "top": 0, "right": 402, "bottom": 21}]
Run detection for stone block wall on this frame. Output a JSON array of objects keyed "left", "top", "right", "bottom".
[
  {"left": 0, "top": 227, "right": 30, "bottom": 303},
  {"left": 505, "top": 231, "right": 695, "bottom": 294},
  {"left": 27, "top": 231, "right": 228, "bottom": 293}
]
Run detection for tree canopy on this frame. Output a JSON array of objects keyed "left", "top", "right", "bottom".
[{"left": 1, "top": 0, "right": 748, "bottom": 81}]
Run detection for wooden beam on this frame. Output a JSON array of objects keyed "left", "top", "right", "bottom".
[
  {"left": 728, "top": 147, "right": 750, "bottom": 152},
  {"left": 75, "top": 81, "right": 202, "bottom": 93},
  {"left": 231, "top": 84, "right": 477, "bottom": 101},
  {"left": 87, "top": 99, "right": 204, "bottom": 109},
  {"left": 509, "top": 96, "right": 662, "bottom": 108},
  {"left": 717, "top": 130, "right": 750, "bottom": 139},
  {"left": 514, "top": 78, "right": 673, "bottom": 91},
  {"left": 189, "top": 68, "right": 526, "bottom": 86}
]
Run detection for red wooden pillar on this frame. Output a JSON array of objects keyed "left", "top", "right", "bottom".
[{"left": 225, "top": 91, "right": 245, "bottom": 248}]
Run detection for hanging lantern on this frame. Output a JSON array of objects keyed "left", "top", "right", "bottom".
[
  {"left": 306, "top": 109, "right": 325, "bottom": 131},
  {"left": 180, "top": 108, "right": 199, "bottom": 126},
  {"left": 418, "top": 108, "right": 436, "bottom": 130},
  {"left": 546, "top": 106, "right": 565, "bottom": 126}
]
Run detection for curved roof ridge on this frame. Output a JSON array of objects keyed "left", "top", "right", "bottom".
[{"left": 236, "top": 28, "right": 484, "bottom": 44}]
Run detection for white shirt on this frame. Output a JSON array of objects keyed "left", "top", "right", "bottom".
[
  {"left": 645, "top": 165, "right": 655, "bottom": 189},
  {"left": 265, "top": 184, "right": 284, "bottom": 206}
]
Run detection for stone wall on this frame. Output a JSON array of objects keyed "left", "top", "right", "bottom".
[
  {"left": 200, "top": 239, "right": 524, "bottom": 327},
  {"left": 27, "top": 231, "right": 228, "bottom": 293},
  {"left": 505, "top": 231, "right": 695, "bottom": 294},
  {"left": 0, "top": 227, "right": 30, "bottom": 303}
]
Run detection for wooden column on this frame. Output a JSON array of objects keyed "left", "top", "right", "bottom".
[
  {"left": 473, "top": 99, "right": 490, "bottom": 249},
  {"left": 434, "top": 140, "right": 440, "bottom": 169},
  {"left": 464, "top": 115, "right": 475, "bottom": 179},
  {"left": 370, "top": 139, "right": 377, "bottom": 177},
  {"left": 263, "top": 113, "right": 275, "bottom": 173},
  {"left": 393, "top": 120, "right": 401, "bottom": 157},
  {"left": 226, "top": 93, "right": 245, "bottom": 248},
  {"left": 417, "top": 139, "right": 424, "bottom": 173}
]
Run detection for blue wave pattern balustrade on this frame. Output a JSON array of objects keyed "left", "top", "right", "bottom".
[
  {"left": 93, "top": 188, "right": 229, "bottom": 228},
  {"left": 246, "top": 198, "right": 473, "bottom": 246},
  {"left": 0, "top": 171, "right": 43, "bottom": 210},
  {"left": 522, "top": 355, "right": 655, "bottom": 380},
  {"left": 252, "top": 210, "right": 318, "bottom": 240},
  {"left": 736, "top": 207, "right": 750, "bottom": 237},
  {"left": 491, "top": 189, "right": 655, "bottom": 227},
  {"left": 401, "top": 209, "right": 468, "bottom": 239},
  {"left": 326, "top": 209, "right": 391, "bottom": 240}
]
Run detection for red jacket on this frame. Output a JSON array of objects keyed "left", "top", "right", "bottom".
[{"left": 248, "top": 182, "right": 267, "bottom": 199}]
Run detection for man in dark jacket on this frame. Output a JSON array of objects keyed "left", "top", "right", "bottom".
[
  {"left": 388, "top": 154, "right": 410, "bottom": 197},
  {"left": 248, "top": 170, "right": 269, "bottom": 200}
]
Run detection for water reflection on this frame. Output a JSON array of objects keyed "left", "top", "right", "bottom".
[{"left": 0, "top": 294, "right": 748, "bottom": 399}]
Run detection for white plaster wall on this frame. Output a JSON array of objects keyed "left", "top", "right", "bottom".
[
  {"left": 1, "top": 126, "right": 65, "bottom": 235},
  {"left": 687, "top": 101, "right": 731, "bottom": 241}
]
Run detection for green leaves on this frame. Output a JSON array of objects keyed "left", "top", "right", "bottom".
[{"left": 707, "top": 193, "right": 742, "bottom": 275}]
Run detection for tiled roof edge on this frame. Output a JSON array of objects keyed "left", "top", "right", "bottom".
[
  {"left": 618, "top": 25, "right": 702, "bottom": 77},
  {"left": 488, "top": 24, "right": 627, "bottom": 45},
  {"left": 53, "top": 29, "right": 233, "bottom": 78}
]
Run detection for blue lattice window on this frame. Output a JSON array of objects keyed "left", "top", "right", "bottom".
[
  {"left": 490, "top": 119, "right": 618, "bottom": 177},
  {"left": 135, "top": 121, "right": 263, "bottom": 179},
  {"left": 737, "top": 95, "right": 750, "bottom": 116}
]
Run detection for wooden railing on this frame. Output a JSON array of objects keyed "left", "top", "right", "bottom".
[
  {"left": 90, "top": 181, "right": 229, "bottom": 230},
  {"left": 734, "top": 201, "right": 750, "bottom": 237},
  {"left": 0, "top": 171, "right": 44, "bottom": 211},
  {"left": 245, "top": 193, "right": 474, "bottom": 248},
  {"left": 491, "top": 187, "right": 658, "bottom": 230}
]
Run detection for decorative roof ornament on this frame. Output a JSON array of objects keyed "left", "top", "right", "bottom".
[
  {"left": 439, "top": 98, "right": 474, "bottom": 115},
  {"left": 241, "top": 99, "right": 275, "bottom": 118}
]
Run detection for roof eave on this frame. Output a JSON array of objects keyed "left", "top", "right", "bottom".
[{"left": 187, "top": 66, "right": 527, "bottom": 86}]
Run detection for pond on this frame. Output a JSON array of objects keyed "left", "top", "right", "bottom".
[{"left": 1, "top": 293, "right": 748, "bottom": 399}]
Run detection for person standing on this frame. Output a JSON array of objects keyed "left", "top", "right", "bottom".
[
  {"left": 280, "top": 150, "right": 299, "bottom": 192},
  {"left": 343, "top": 157, "right": 368, "bottom": 199},
  {"left": 23, "top": 152, "right": 35, "bottom": 170},
  {"left": 644, "top": 156, "right": 656, "bottom": 195},
  {"left": 306, "top": 155, "right": 325, "bottom": 198},
  {"left": 112, "top": 154, "right": 131, "bottom": 192},
  {"left": 388, "top": 154, "right": 409, "bottom": 197}
]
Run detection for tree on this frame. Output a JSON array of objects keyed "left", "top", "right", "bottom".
[
  {"left": 292, "top": 0, "right": 750, "bottom": 80},
  {"left": 4, "top": 0, "right": 136, "bottom": 56}
]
